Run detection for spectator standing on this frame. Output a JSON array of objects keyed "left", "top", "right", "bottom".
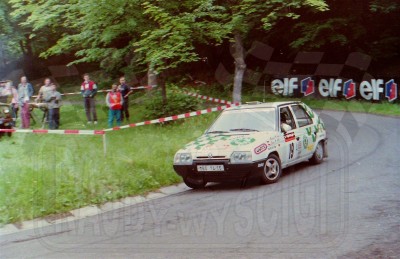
[
  {"left": 106, "top": 84, "right": 123, "bottom": 128},
  {"left": 118, "top": 76, "right": 132, "bottom": 122},
  {"left": 80, "top": 73, "right": 98, "bottom": 124},
  {"left": 36, "top": 78, "right": 53, "bottom": 103},
  {"left": 36, "top": 78, "right": 53, "bottom": 124},
  {"left": 17, "top": 76, "right": 34, "bottom": 129},
  {"left": 2, "top": 81, "right": 18, "bottom": 127},
  {"left": 44, "top": 84, "right": 62, "bottom": 129}
]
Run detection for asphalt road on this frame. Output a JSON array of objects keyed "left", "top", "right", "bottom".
[{"left": 1, "top": 110, "right": 399, "bottom": 258}]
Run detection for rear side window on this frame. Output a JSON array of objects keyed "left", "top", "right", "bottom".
[
  {"left": 279, "top": 106, "right": 296, "bottom": 130},
  {"left": 291, "top": 105, "right": 313, "bottom": 127}
]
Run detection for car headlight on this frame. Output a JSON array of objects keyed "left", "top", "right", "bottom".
[
  {"left": 174, "top": 153, "right": 193, "bottom": 165},
  {"left": 230, "top": 151, "right": 252, "bottom": 164}
]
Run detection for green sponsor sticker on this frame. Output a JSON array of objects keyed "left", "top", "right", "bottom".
[
  {"left": 303, "top": 136, "right": 309, "bottom": 149},
  {"left": 230, "top": 137, "right": 256, "bottom": 146}
]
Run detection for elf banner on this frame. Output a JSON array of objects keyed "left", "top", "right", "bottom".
[{"left": 271, "top": 77, "right": 398, "bottom": 102}]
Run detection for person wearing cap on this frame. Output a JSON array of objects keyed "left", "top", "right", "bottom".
[
  {"left": 80, "top": 73, "right": 98, "bottom": 124},
  {"left": 106, "top": 83, "right": 123, "bottom": 128},
  {"left": 44, "top": 84, "right": 62, "bottom": 129},
  {"left": 17, "top": 76, "right": 34, "bottom": 129}
]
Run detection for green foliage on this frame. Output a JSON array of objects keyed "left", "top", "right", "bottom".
[
  {"left": 8, "top": 0, "right": 146, "bottom": 74},
  {"left": 289, "top": 0, "right": 399, "bottom": 59},
  {"left": 370, "top": 0, "right": 399, "bottom": 13},
  {"left": 143, "top": 85, "right": 202, "bottom": 119},
  {"left": 0, "top": 0, "right": 22, "bottom": 64},
  {"left": 134, "top": 1, "right": 228, "bottom": 73},
  {"left": 290, "top": 18, "right": 364, "bottom": 49}
]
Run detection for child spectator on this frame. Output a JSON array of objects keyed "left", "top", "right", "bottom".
[{"left": 106, "top": 84, "right": 123, "bottom": 128}]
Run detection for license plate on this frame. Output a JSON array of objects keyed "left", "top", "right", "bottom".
[{"left": 197, "top": 165, "right": 224, "bottom": 172}]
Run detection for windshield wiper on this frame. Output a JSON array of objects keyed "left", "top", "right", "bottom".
[
  {"left": 207, "top": 130, "right": 229, "bottom": 134},
  {"left": 230, "top": 128, "right": 259, "bottom": 132}
]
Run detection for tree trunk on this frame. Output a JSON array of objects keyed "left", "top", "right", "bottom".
[
  {"left": 159, "top": 72, "right": 167, "bottom": 106},
  {"left": 147, "top": 67, "right": 157, "bottom": 86},
  {"left": 0, "top": 41, "right": 6, "bottom": 68},
  {"left": 232, "top": 33, "right": 246, "bottom": 103},
  {"left": 19, "top": 40, "right": 27, "bottom": 56}
]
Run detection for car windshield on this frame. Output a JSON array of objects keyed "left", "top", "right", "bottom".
[{"left": 207, "top": 108, "right": 276, "bottom": 133}]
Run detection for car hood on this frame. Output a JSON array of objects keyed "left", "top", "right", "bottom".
[{"left": 181, "top": 132, "right": 279, "bottom": 158}]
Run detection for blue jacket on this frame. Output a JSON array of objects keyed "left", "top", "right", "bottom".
[{"left": 17, "top": 83, "right": 34, "bottom": 106}]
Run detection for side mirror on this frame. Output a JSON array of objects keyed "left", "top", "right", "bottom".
[{"left": 281, "top": 123, "right": 292, "bottom": 133}]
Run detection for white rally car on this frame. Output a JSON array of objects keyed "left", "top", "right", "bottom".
[{"left": 173, "top": 101, "right": 328, "bottom": 189}]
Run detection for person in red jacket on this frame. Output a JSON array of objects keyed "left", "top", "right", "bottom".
[
  {"left": 106, "top": 83, "right": 124, "bottom": 128},
  {"left": 80, "top": 73, "right": 98, "bottom": 124}
]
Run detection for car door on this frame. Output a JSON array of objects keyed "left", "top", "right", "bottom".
[
  {"left": 289, "top": 104, "right": 315, "bottom": 159},
  {"left": 279, "top": 105, "right": 304, "bottom": 167}
]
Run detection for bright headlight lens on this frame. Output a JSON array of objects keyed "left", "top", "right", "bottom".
[
  {"left": 230, "top": 152, "right": 252, "bottom": 164},
  {"left": 174, "top": 153, "right": 193, "bottom": 165}
]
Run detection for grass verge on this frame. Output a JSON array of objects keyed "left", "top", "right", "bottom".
[{"left": 0, "top": 111, "right": 218, "bottom": 225}]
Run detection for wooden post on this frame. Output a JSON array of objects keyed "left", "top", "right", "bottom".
[{"left": 103, "top": 134, "right": 107, "bottom": 157}]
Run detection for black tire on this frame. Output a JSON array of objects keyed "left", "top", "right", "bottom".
[
  {"left": 184, "top": 177, "right": 206, "bottom": 189},
  {"left": 260, "top": 154, "right": 282, "bottom": 184},
  {"left": 310, "top": 141, "right": 324, "bottom": 164}
]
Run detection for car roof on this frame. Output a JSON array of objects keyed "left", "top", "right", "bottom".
[{"left": 226, "top": 101, "right": 302, "bottom": 111}]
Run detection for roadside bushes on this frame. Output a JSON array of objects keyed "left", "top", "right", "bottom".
[{"left": 143, "top": 85, "right": 201, "bottom": 120}]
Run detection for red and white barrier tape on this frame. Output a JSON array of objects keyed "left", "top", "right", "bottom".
[
  {"left": 183, "top": 91, "right": 232, "bottom": 105},
  {"left": 1, "top": 91, "right": 238, "bottom": 134},
  {"left": 0, "top": 128, "right": 105, "bottom": 135},
  {"left": 103, "top": 103, "right": 241, "bottom": 132},
  {"left": 32, "top": 85, "right": 157, "bottom": 98}
]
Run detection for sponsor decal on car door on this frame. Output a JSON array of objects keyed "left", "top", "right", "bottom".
[
  {"left": 280, "top": 106, "right": 303, "bottom": 164},
  {"left": 290, "top": 104, "right": 315, "bottom": 158}
]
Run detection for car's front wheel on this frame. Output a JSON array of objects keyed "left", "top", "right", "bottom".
[
  {"left": 184, "top": 177, "right": 206, "bottom": 189},
  {"left": 310, "top": 141, "right": 324, "bottom": 164},
  {"left": 260, "top": 154, "right": 282, "bottom": 184}
]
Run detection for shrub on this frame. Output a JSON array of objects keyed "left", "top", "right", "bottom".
[{"left": 143, "top": 85, "right": 201, "bottom": 119}]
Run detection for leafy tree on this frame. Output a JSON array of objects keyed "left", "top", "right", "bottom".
[
  {"left": 135, "top": 0, "right": 328, "bottom": 103},
  {"left": 9, "top": 0, "right": 149, "bottom": 78},
  {"left": 0, "top": 0, "right": 21, "bottom": 70},
  {"left": 133, "top": 0, "right": 227, "bottom": 104},
  {"left": 210, "top": 0, "right": 329, "bottom": 102},
  {"left": 289, "top": 0, "right": 400, "bottom": 60}
]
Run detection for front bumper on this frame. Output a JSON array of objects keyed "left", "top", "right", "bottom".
[{"left": 173, "top": 159, "right": 265, "bottom": 182}]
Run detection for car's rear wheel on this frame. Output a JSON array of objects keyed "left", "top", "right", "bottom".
[
  {"left": 184, "top": 177, "right": 206, "bottom": 189},
  {"left": 310, "top": 141, "right": 324, "bottom": 164},
  {"left": 260, "top": 154, "right": 282, "bottom": 184}
]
